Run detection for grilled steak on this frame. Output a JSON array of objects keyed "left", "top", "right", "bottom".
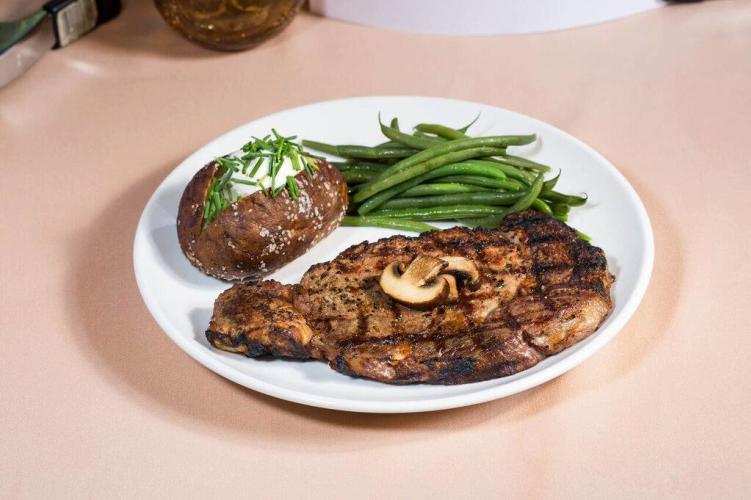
[{"left": 206, "top": 210, "right": 614, "bottom": 384}]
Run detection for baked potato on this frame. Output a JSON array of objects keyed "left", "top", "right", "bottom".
[{"left": 177, "top": 159, "right": 348, "bottom": 281}]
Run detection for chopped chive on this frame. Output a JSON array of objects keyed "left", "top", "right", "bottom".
[
  {"left": 211, "top": 191, "right": 222, "bottom": 213},
  {"left": 249, "top": 156, "right": 265, "bottom": 177},
  {"left": 240, "top": 154, "right": 254, "bottom": 174},
  {"left": 216, "top": 174, "right": 232, "bottom": 192},
  {"left": 203, "top": 131, "right": 318, "bottom": 226},
  {"left": 231, "top": 177, "right": 260, "bottom": 186},
  {"left": 290, "top": 149, "right": 302, "bottom": 172},
  {"left": 286, "top": 176, "right": 300, "bottom": 199}
]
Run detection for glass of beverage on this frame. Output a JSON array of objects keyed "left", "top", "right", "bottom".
[{"left": 154, "top": 0, "right": 304, "bottom": 51}]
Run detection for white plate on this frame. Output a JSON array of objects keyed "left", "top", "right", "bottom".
[{"left": 133, "top": 96, "right": 654, "bottom": 413}]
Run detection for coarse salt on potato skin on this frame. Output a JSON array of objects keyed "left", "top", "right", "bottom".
[{"left": 177, "top": 160, "right": 348, "bottom": 281}]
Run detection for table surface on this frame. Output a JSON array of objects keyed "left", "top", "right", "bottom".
[{"left": 2, "top": 1, "right": 750, "bottom": 498}]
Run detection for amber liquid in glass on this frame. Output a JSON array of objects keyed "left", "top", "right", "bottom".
[{"left": 154, "top": 0, "right": 303, "bottom": 51}]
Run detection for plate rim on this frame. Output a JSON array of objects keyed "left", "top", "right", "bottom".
[{"left": 133, "top": 95, "right": 654, "bottom": 413}]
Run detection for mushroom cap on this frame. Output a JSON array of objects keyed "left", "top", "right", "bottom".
[
  {"left": 401, "top": 255, "right": 447, "bottom": 285},
  {"left": 441, "top": 256, "right": 481, "bottom": 289},
  {"left": 379, "top": 258, "right": 449, "bottom": 310}
]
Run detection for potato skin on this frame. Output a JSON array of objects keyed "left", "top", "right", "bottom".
[{"left": 177, "top": 160, "right": 348, "bottom": 281}]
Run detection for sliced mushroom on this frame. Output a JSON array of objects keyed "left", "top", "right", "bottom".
[
  {"left": 440, "top": 256, "right": 481, "bottom": 289},
  {"left": 379, "top": 256, "right": 449, "bottom": 309},
  {"left": 441, "top": 274, "right": 459, "bottom": 302},
  {"left": 402, "top": 255, "right": 447, "bottom": 285}
]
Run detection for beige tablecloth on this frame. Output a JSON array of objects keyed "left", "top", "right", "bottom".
[{"left": 2, "top": 1, "right": 749, "bottom": 497}]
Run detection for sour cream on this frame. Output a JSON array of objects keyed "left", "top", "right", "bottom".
[{"left": 226, "top": 150, "right": 300, "bottom": 198}]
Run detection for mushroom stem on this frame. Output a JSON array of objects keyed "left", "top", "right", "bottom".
[{"left": 442, "top": 274, "right": 459, "bottom": 302}]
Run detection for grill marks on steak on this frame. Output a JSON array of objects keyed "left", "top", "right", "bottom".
[
  {"left": 206, "top": 211, "right": 614, "bottom": 384},
  {"left": 297, "top": 227, "right": 532, "bottom": 352}
]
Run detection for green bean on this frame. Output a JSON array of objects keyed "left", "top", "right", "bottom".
[
  {"left": 332, "top": 162, "right": 384, "bottom": 174},
  {"left": 302, "top": 140, "right": 417, "bottom": 160},
  {"left": 345, "top": 159, "right": 398, "bottom": 168},
  {"left": 335, "top": 164, "right": 386, "bottom": 175},
  {"left": 341, "top": 170, "right": 376, "bottom": 183},
  {"left": 341, "top": 215, "right": 437, "bottom": 233},
  {"left": 456, "top": 217, "right": 486, "bottom": 228},
  {"left": 541, "top": 190, "right": 588, "bottom": 206},
  {"left": 310, "top": 121, "right": 590, "bottom": 237},
  {"left": 356, "top": 177, "right": 431, "bottom": 214},
  {"left": 460, "top": 159, "right": 534, "bottom": 183},
  {"left": 350, "top": 160, "right": 395, "bottom": 167},
  {"left": 372, "top": 205, "right": 508, "bottom": 220},
  {"left": 353, "top": 165, "right": 524, "bottom": 215},
  {"left": 357, "top": 166, "right": 518, "bottom": 215},
  {"left": 415, "top": 114, "right": 480, "bottom": 138},
  {"left": 399, "top": 183, "right": 493, "bottom": 197},
  {"left": 380, "top": 191, "right": 526, "bottom": 210},
  {"left": 302, "top": 140, "right": 353, "bottom": 156},
  {"left": 373, "top": 118, "right": 402, "bottom": 148},
  {"left": 374, "top": 140, "right": 402, "bottom": 149},
  {"left": 427, "top": 162, "right": 508, "bottom": 181},
  {"left": 498, "top": 153, "right": 551, "bottom": 173},
  {"left": 379, "top": 118, "right": 445, "bottom": 149},
  {"left": 576, "top": 230, "right": 592, "bottom": 242},
  {"left": 552, "top": 203, "right": 570, "bottom": 217},
  {"left": 457, "top": 114, "right": 480, "bottom": 133},
  {"left": 414, "top": 123, "right": 468, "bottom": 140},
  {"left": 413, "top": 130, "right": 444, "bottom": 140},
  {"left": 356, "top": 147, "right": 507, "bottom": 212},
  {"left": 474, "top": 173, "right": 545, "bottom": 228},
  {"left": 433, "top": 175, "right": 526, "bottom": 191},
  {"left": 542, "top": 171, "right": 561, "bottom": 193},
  {"left": 363, "top": 134, "right": 536, "bottom": 189},
  {"left": 354, "top": 142, "right": 520, "bottom": 203},
  {"left": 531, "top": 198, "right": 553, "bottom": 216}
]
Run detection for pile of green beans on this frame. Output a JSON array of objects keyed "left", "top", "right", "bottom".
[{"left": 302, "top": 116, "right": 589, "bottom": 238}]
